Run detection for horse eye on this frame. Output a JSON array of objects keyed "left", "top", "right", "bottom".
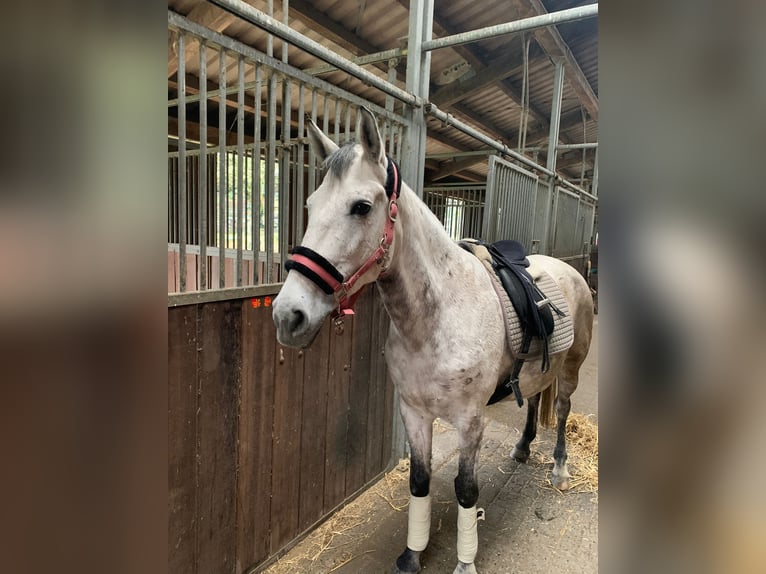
[{"left": 350, "top": 201, "right": 372, "bottom": 216}]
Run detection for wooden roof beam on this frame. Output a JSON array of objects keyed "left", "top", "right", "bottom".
[{"left": 511, "top": 0, "right": 598, "bottom": 120}]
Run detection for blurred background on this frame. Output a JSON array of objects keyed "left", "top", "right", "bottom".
[{"left": 0, "top": 1, "right": 764, "bottom": 573}]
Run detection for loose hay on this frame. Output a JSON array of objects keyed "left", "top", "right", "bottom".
[
  {"left": 533, "top": 412, "right": 599, "bottom": 493},
  {"left": 564, "top": 413, "right": 599, "bottom": 492},
  {"left": 264, "top": 459, "right": 411, "bottom": 574}
]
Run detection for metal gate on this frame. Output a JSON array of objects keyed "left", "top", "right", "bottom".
[
  {"left": 483, "top": 155, "right": 543, "bottom": 251},
  {"left": 423, "top": 184, "right": 485, "bottom": 240},
  {"left": 482, "top": 156, "right": 596, "bottom": 267}
]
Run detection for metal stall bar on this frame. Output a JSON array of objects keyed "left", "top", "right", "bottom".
[
  {"left": 266, "top": 71, "right": 277, "bottom": 283},
  {"left": 199, "top": 41, "right": 208, "bottom": 290},
  {"left": 296, "top": 84, "right": 305, "bottom": 243},
  {"left": 308, "top": 88, "right": 317, "bottom": 195},
  {"left": 178, "top": 33, "right": 187, "bottom": 292},
  {"left": 280, "top": 77, "right": 292, "bottom": 275},
  {"left": 252, "top": 64, "right": 262, "bottom": 284},
  {"left": 168, "top": 12, "right": 409, "bottom": 126},
  {"left": 218, "top": 48, "right": 227, "bottom": 288},
  {"left": 207, "top": 0, "right": 420, "bottom": 107},
  {"left": 237, "top": 56, "right": 245, "bottom": 286},
  {"left": 421, "top": 4, "right": 599, "bottom": 52},
  {"left": 545, "top": 60, "right": 565, "bottom": 255}
]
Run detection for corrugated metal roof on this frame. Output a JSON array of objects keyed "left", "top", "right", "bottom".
[{"left": 168, "top": 0, "right": 598, "bottom": 184}]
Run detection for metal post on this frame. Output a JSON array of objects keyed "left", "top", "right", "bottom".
[
  {"left": 236, "top": 56, "right": 245, "bottom": 287},
  {"left": 178, "top": 33, "right": 187, "bottom": 292},
  {"left": 199, "top": 41, "right": 208, "bottom": 291},
  {"left": 404, "top": 0, "right": 434, "bottom": 197},
  {"left": 545, "top": 60, "right": 565, "bottom": 256},
  {"left": 218, "top": 49, "right": 227, "bottom": 287},
  {"left": 592, "top": 145, "right": 599, "bottom": 197},
  {"left": 421, "top": 4, "right": 598, "bottom": 52}
]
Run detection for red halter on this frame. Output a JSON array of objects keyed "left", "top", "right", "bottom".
[{"left": 284, "top": 157, "right": 401, "bottom": 332}]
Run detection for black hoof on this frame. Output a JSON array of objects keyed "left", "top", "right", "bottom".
[
  {"left": 393, "top": 548, "right": 422, "bottom": 573},
  {"left": 511, "top": 445, "right": 530, "bottom": 462}
]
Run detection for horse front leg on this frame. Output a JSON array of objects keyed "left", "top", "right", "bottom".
[
  {"left": 453, "top": 415, "right": 485, "bottom": 574},
  {"left": 394, "top": 400, "right": 434, "bottom": 574}
]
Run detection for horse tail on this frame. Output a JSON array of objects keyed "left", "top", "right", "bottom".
[{"left": 538, "top": 377, "right": 558, "bottom": 429}]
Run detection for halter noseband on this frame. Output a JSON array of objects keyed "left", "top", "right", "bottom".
[{"left": 284, "top": 156, "right": 401, "bottom": 332}]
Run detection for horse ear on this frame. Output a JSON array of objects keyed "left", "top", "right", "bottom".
[
  {"left": 306, "top": 116, "right": 339, "bottom": 162},
  {"left": 356, "top": 106, "right": 385, "bottom": 166}
]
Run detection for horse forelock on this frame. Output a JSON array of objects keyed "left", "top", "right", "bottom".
[{"left": 323, "top": 142, "right": 360, "bottom": 179}]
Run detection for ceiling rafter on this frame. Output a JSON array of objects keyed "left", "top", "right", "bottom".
[{"left": 511, "top": 0, "right": 598, "bottom": 120}]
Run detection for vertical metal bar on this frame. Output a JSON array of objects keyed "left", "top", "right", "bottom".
[
  {"left": 252, "top": 64, "right": 262, "bottom": 284},
  {"left": 199, "top": 41, "right": 208, "bottom": 290},
  {"left": 395, "top": 123, "right": 403, "bottom": 162},
  {"left": 218, "top": 49, "right": 227, "bottom": 287},
  {"left": 236, "top": 56, "right": 245, "bottom": 286},
  {"left": 333, "top": 98, "right": 341, "bottom": 144},
  {"left": 322, "top": 95, "right": 330, "bottom": 140},
  {"left": 267, "top": 0, "right": 274, "bottom": 57},
  {"left": 280, "top": 78, "right": 291, "bottom": 275},
  {"left": 178, "top": 34, "right": 187, "bottom": 293},
  {"left": 344, "top": 102, "right": 351, "bottom": 142},
  {"left": 296, "top": 83, "right": 305, "bottom": 243},
  {"left": 266, "top": 72, "right": 277, "bottom": 282},
  {"left": 282, "top": 0, "right": 289, "bottom": 63},
  {"left": 592, "top": 145, "right": 599, "bottom": 197},
  {"left": 546, "top": 60, "right": 565, "bottom": 255},
  {"left": 308, "top": 88, "right": 317, "bottom": 195},
  {"left": 388, "top": 122, "right": 396, "bottom": 157}
]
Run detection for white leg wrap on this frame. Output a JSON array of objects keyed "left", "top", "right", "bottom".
[
  {"left": 456, "top": 505, "right": 479, "bottom": 564},
  {"left": 407, "top": 494, "right": 431, "bottom": 551}
]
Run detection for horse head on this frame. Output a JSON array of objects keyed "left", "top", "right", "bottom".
[{"left": 273, "top": 107, "right": 399, "bottom": 348}]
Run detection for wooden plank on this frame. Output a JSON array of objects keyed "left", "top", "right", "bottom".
[
  {"left": 270, "top": 333, "right": 305, "bottom": 552},
  {"left": 185, "top": 253, "right": 198, "bottom": 292},
  {"left": 365, "top": 292, "right": 386, "bottom": 481},
  {"left": 378, "top": 297, "right": 396, "bottom": 468},
  {"left": 323, "top": 322, "right": 352, "bottom": 511},
  {"left": 168, "top": 305, "right": 199, "bottom": 573},
  {"left": 224, "top": 256, "right": 235, "bottom": 289},
  {"left": 237, "top": 297, "right": 277, "bottom": 570},
  {"left": 345, "top": 290, "right": 373, "bottom": 495},
  {"left": 297, "top": 323, "right": 332, "bottom": 531},
  {"left": 237, "top": 297, "right": 276, "bottom": 572},
  {"left": 196, "top": 301, "right": 241, "bottom": 574}
]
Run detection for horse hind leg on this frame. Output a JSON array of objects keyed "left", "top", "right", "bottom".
[
  {"left": 510, "top": 393, "right": 541, "bottom": 462},
  {"left": 551, "top": 361, "right": 581, "bottom": 490}
]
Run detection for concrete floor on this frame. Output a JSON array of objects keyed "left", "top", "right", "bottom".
[{"left": 264, "top": 319, "right": 598, "bottom": 574}]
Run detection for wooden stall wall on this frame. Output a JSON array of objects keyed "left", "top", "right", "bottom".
[{"left": 168, "top": 287, "right": 394, "bottom": 574}]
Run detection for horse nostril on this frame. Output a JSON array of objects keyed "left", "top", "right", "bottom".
[{"left": 289, "top": 309, "right": 305, "bottom": 332}]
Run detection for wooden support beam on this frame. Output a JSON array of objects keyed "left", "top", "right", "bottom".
[
  {"left": 428, "top": 156, "right": 486, "bottom": 182},
  {"left": 288, "top": 0, "right": 382, "bottom": 58},
  {"left": 431, "top": 42, "right": 543, "bottom": 107},
  {"left": 511, "top": 0, "right": 598, "bottom": 120},
  {"left": 168, "top": 116, "right": 243, "bottom": 147}
]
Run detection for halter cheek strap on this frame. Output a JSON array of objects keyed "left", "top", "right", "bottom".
[{"left": 284, "top": 156, "right": 401, "bottom": 331}]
